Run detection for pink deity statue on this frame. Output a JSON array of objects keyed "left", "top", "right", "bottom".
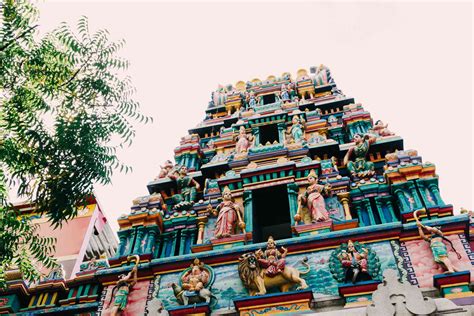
[
  {"left": 213, "top": 187, "right": 245, "bottom": 238},
  {"left": 156, "top": 160, "right": 174, "bottom": 179},
  {"left": 255, "top": 236, "right": 288, "bottom": 277},
  {"left": 235, "top": 126, "right": 253, "bottom": 154},
  {"left": 373, "top": 120, "right": 394, "bottom": 137},
  {"left": 298, "top": 169, "right": 331, "bottom": 223}
]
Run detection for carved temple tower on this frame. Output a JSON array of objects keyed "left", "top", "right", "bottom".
[{"left": 1, "top": 66, "right": 473, "bottom": 315}]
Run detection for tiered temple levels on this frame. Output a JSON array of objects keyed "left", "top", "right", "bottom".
[{"left": 1, "top": 65, "right": 472, "bottom": 316}]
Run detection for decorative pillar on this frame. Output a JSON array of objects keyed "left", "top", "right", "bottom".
[
  {"left": 394, "top": 189, "right": 410, "bottom": 213},
  {"left": 145, "top": 227, "right": 158, "bottom": 254},
  {"left": 364, "top": 199, "right": 376, "bottom": 225},
  {"left": 169, "top": 230, "right": 178, "bottom": 257},
  {"left": 408, "top": 183, "right": 423, "bottom": 210},
  {"left": 278, "top": 122, "right": 286, "bottom": 144},
  {"left": 417, "top": 182, "right": 434, "bottom": 207},
  {"left": 196, "top": 217, "right": 208, "bottom": 245},
  {"left": 428, "top": 184, "right": 446, "bottom": 206},
  {"left": 252, "top": 127, "right": 260, "bottom": 146},
  {"left": 117, "top": 231, "right": 128, "bottom": 257},
  {"left": 374, "top": 198, "right": 387, "bottom": 224},
  {"left": 179, "top": 229, "right": 188, "bottom": 255},
  {"left": 354, "top": 203, "right": 364, "bottom": 226},
  {"left": 287, "top": 183, "right": 299, "bottom": 223},
  {"left": 243, "top": 190, "right": 253, "bottom": 233},
  {"left": 135, "top": 227, "right": 145, "bottom": 255},
  {"left": 337, "top": 192, "right": 352, "bottom": 220},
  {"left": 385, "top": 199, "right": 397, "bottom": 222}
]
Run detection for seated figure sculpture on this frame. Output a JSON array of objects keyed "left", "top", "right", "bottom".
[{"left": 168, "top": 165, "right": 200, "bottom": 208}]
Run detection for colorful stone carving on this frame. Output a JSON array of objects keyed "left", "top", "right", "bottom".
[
  {"left": 235, "top": 126, "right": 254, "bottom": 154},
  {"left": 108, "top": 255, "right": 139, "bottom": 316},
  {"left": 329, "top": 240, "right": 380, "bottom": 284},
  {"left": 171, "top": 259, "right": 215, "bottom": 305},
  {"left": 280, "top": 84, "right": 291, "bottom": 103},
  {"left": 373, "top": 120, "right": 394, "bottom": 137},
  {"left": 414, "top": 210, "right": 461, "bottom": 273},
  {"left": 156, "top": 160, "right": 174, "bottom": 179},
  {"left": 343, "top": 133, "right": 377, "bottom": 179},
  {"left": 238, "top": 237, "right": 310, "bottom": 295},
  {"left": 289, "top": 115, "right": 306, "bottom": 144},
  {"left": 296, "top": 169, "right": 331, "bottom": 223},
  {"left": 213, "top": 186, "right": 245, "bottom": 238},
  {"left": 168, "top": 165, "right": 200, "bottom": 207}
]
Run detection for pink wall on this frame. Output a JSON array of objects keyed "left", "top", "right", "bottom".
[
  {"left": 403, "top": 234, "right": 474, "bottom": 288},
  {"left": 101, "top": 280, "right": 150, "bottom": 316}
]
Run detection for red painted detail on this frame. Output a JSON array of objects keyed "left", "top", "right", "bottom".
[
  {"left": 233, "top": 291, "right": 312, "bottom": 310},
  {"left": 168, "top": 304, "right": 210, "bottom": 316},
  {"left": 338, "top": 281, "right": 381, "bottom": 296}
]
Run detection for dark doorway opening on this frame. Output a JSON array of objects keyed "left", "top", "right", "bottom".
[
  {"left": 262, "top": 94, "right": 276, "bottom": 105},
  {"left": 259, "top": 124, "right": 279, "bottom": 145},
  {"left": 252, "top": 185, "right": 292, "bottom": 243}
]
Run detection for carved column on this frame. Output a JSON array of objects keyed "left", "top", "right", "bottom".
[
  {"left": 287, "top": 183, "right": 299, "bottom": 223},
  {"left": 337, "top": 192, "right": 352, "bottom": 220},
  {"left": 354, "top": 202, "right": 364, "bottom": 226},
  {"left": 243, "top": 190, "right": 253, "bottom": 233},
  {"left": 428, "top": 184, "right": 446, "bottom": 206},
  {"left": 278, "top": 122, "right": 286, "bottom": 144},
  {"left": 117, "top": 231, "right": 128, "bottom": 257},
  {"left": 179, "top": 229, "right": 188, "bottom": 255},
  {"left": 385, "top": 199, "right": 397, "bottom": 222},
  {"left": 252, "top": 127, "right": 260, "bottom": 146},
  {"left": 364, "top": 199, "right": 376, "bottom": 225},
  {"left": 374, "top": 198, "right": 387, "bottom": 223},
  {"left": 394, "top": 189, "right": 410, "bottom": 213},
  {"left": 408, "top": 183, "right": 423, "bottom": 210},
  {"left": 196, "top": 217, "right": 208, "bottom": 245},
  {"left": 135, "top": 227, "right": 145, "bottom": 255},
  {"left": 145, "top": 227, "right": 157, "bottom": 254}
]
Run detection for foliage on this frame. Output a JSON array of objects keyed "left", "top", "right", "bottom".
[{"left": 0, "top": 0, "right": 150, "bottom": 289}]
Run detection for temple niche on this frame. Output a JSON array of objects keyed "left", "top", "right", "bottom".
[{"left": 3, "top": 65, "right": 473, "bottom": 316}]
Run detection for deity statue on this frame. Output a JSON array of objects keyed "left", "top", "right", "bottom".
[
  {"left": 289, "top": 115, "right": 306, "bottom": 144},
  {"left": 248, "top": 92, "right": 258, "bottom": 108},
  {"left": 329, "top": 241, "right": 380, "bottom": 284},
  {"left": 238, "top": 237, "right": 310, "bottom": 296},
  {"left": 156, "top": 160, "right": 174, "bottom": 179},
  {"left": 235, "top": 126, "right": 254, "bottom": 154},
  {"left": 280, "top": 84, "right": 291, "bottom": 102},
  {"left": 296, "top": 170, "right": 331, "bottom": 223},
  {"left": 373, "top": 120, "right": 395, "bottom": 137},
  {"left": 213, "top": 186, "right": 245, "bottom": 238},
  {"left": 308, "top": 131, "right": 327, "bottom": 144},
  {"left": 171, "top": 259, "right": 214, "bottom": 305},
  {"left": 168, "top": 165, "right": 200, "bottom": 205},
  {"left": 343, "top": 133, "right": 377, "bottom": 179},
  {"left": 108, "top": 256, "right": 139, "bottom": 316},
  {"left": 414, "top": 210, "right": 461, "bottom": 273}
]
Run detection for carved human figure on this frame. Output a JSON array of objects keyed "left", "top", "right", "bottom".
[
  {"left": 213, "top": 187, "right": 245, "bottom": 238},
  {"left": 108, "top": 265, "right": 138, "bottom": 316},
  {"left": 157, "top": 160, "right": 174, "bottom": 179},
  {"left": 373, "top": 120, "right": 394, "bottom": 137},
  {"left": 343, "top": 133, "right": 377, "bottom": 179},
  {"left": 298, "top": 170, "right": 331, "bottom": 223},
  {"left": 248, "top": 92, "right": 258, "bottom": 108},
  {"left": 280, "top": 84, "right": 290, "bottom": 102},
  {"left": 168, "top": 165, "right": 200, "bottom": 204},
  {"left": 339, "top": 240, "right": 369, "bottom": 283},
  {"left": 308, "top": 131, "right": 327, "bottom": 144},
  {"left": 180, "top": 259, "right": 211, "bottom": 305},
  {"left": 235, "top": 126, "right": 253, "bottom": 154},
  {"left": 256, "top": 236, "right": 288, "bottom": 277},
  {"left": 289, "top": 115, "right": 305, "bottom": 143},
  {"left": 415, "top": 216, "right": 461, "bottom": 273}
]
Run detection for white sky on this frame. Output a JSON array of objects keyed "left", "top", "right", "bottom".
[{"left": 36, "top": 1, "right": 472, "bottom": 232}]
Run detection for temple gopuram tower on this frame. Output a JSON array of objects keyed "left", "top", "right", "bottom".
[{"left": 1, "top": 65, "right": 473, "bottom": 315}]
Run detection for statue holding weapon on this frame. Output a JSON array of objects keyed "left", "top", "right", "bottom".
[
  {"left": 108, "top": 255, "right": 139, "bottom": 316},
  {"left": 414, "top": 210, "right": 461, "bottom": 273}
]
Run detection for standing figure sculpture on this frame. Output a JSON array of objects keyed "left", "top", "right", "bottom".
[
  {"left": 171, "top": 259, "right": 214, "bottom": 306},
  {"left": 256, "top": 236, "right": 288, "bottom": 277},
  {"left": 213, "top": 186, "right": 245, "bottom": 238},
  {"left": 156, "top": 160, "right": 174, "bottom": 179},
  {"left": 168, "top": 165, "right": 200, "bottom": 205},
  {"left": 108, "top": 256, "right": 139, "bottom": 316},
  {"left": 235, "top": 126, "right": 254, "bottom": 154},
  {"left": 280, "top": 84, "right": 291, "bottom": 102},
  {"left": 289, "top": 115, "right": 306, "bottom": 144},
  {"left": 415, "top": 210, "right": 461, "bottom": 273},
  {"left": 343, "top": 133, "right": 377, "bottom": 179},
  {"left": 296, "top": 170, "right": 331, "bottom": 223}
]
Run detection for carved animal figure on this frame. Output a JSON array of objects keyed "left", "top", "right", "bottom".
[{"left": 238, "top": 252, "right": 310, "bottom": 296}]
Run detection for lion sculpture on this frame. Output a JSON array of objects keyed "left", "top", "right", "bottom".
[{"left": 238, "top": 252, "right": 311, "bottom": 296}]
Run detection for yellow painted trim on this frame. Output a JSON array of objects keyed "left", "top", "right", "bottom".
[
  {"left": 40, "top": 293, "right": 49, "bottom": 306},
  {"left": 239, "top": 299, "right": 310, "bottom": 311},
  {"left": 445, "top": 292, "right": 474, "bottom": 299},
  {"left": 345, "top": 300, "right": 372, "bottom": 308},
  {"left": 440, "top": 282, "right": 469, "bottom": 288},
  {"left": 344, "top": 291, "right": 374, "bottom": 297},
  {"left": 28, "top": 295, "right": 36, "bottom": 308},
  {"left": 50, "top": 292, "right": 58, "bottom": 304}
]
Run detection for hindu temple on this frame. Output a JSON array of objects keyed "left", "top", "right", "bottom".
[{"left": 1, "top": 65, "right": 473, "bottom": 315}]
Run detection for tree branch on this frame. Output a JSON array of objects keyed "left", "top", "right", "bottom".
[{"left": 0, "top": 25, "right": 38, "bottom": 52}]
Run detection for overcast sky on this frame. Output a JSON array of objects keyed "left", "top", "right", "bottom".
[{"left": 36, "top": 1, "right": 472, "bottom": 232}]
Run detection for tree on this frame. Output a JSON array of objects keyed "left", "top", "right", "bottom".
[{"left": 0, "top": 0, "right": 151, "bottom": 288}]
